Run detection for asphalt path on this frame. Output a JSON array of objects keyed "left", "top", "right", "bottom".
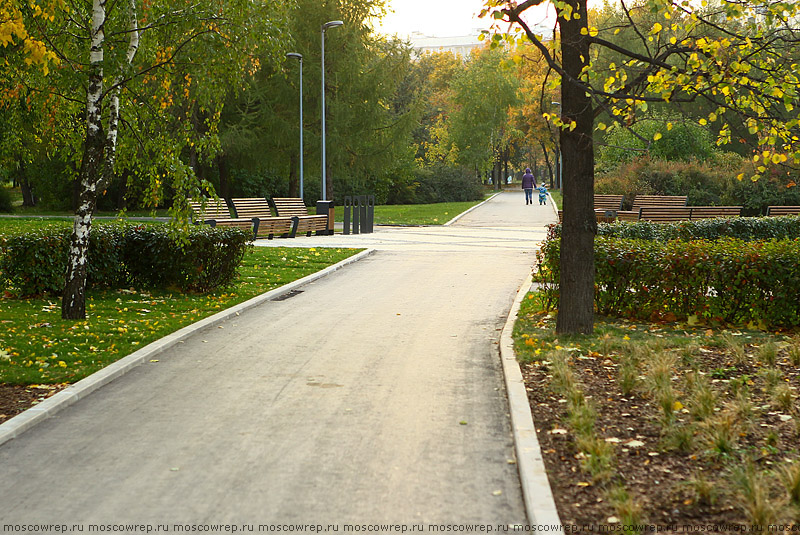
[{"left": 0, "top": 191, "right": 556, "bottom": 528}]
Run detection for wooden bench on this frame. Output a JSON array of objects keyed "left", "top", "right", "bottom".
[
  {"left": 618, "top": 195, "right": 689, "bottom": 221},
  {"left": 594, "top": 194, "right": 625, "bottom": 212},
  {"left": 638, "top": 206, "right": 693, "bottom": 222},
  {"left": 689, "top": 206, "right": 742, "bottom": 220},
  {"left": 766, "top": 206, "right": 800, "bottom": 217},
  {"left": 557, "top": 194, "right": 625, "bottom": 222},
  {"left": 229, "top": 198, "right": 298, "bottom": 239},
  {"left": 271, "top": 198, "right": 329, "bottom": 236},
  {"left": 635, "top": 206, "right": 742, "bottom": 222},
  {"left": 188, "top": 199, "right": 255, "bottom": 237},
  {"left": 632, "top": 195, "right": 688, "bottom": 209}
]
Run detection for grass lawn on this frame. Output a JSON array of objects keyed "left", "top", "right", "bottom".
[
  {"left": 514, "top": 294, "right": 800, "bottom": 526},
  {"left": 324, "top": 196, "right": 494, "bottom": 226},
  {"left": 0, "top": 218, "right": 361, "bottom": 386}
]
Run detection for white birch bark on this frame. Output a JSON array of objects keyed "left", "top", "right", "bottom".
[
  {"left": 62, "top": 0, "right": 106, "bottom": 319},
  {"left": 104, "top": 0, "right": 139, "bottom": 186}
]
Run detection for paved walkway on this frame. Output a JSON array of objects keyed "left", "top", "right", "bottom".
[{"left": 0, "top": 191, "right": 556, "bottom": 527}]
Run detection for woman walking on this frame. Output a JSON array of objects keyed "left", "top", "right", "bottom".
[{"left": 521, "top": 168, "right": 537, "bottom": 205}]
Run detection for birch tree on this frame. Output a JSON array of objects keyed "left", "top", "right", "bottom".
[
  {"left": 484, "top": 0, "right": 800, "bottom": 334},
  {"left": 61, "top": 0, "right": 139, "bottom": 318},
  {"left": 1, "top": 0, "right": 293, "bottom": 319}
]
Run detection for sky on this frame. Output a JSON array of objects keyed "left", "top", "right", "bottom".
[{"left": 374, "top": 0, "right": 559, "bottom": 38}]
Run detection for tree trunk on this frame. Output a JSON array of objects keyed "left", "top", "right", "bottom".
[
  {"left": 288, "top": 153, "right": 298, "bottom": 197},
  {"left": 556, "top": 0, "right": 595, "bottom": 335},
  {"left": 62, "top": 0, "right": 106, "bottom": 320},
  {"left": 18, "top": 161, "right": 36, "bottom": 206},
  {"left": 217, "top": 156, "right": 231, "bottom": 198}
]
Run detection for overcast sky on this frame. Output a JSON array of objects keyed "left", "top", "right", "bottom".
[{"left": 374, "top": 0, "right": 559, "bottom": 37}]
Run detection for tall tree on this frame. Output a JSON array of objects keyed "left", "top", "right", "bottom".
[
  {"left": 485, "top": 0, "right": 800, "bottom": 334},
  {"left": 219, "top": 0, "right": 419, "bottom": 204},
  {"left": 448, "top": 46, "right": 520, "bottom": 187},
  {"left": 4, "top": 0, "right": 292, "bottom": 318}
]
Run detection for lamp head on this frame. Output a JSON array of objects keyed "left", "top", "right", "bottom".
[
  {"left": 286, "top": 52, "right": 302, "bottom": 60},
  {"left": 322, "top": 20, "right": 344, "bottom": 31}
]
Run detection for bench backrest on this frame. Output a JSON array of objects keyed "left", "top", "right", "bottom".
[
  {"left": 272, "top": 197, "right": 311, "bottom": 217},
  {"left": 631, "top": 195, "right": 688, "bottom": 211},
  {"left": 231, "top": 198, "right": 274, "bottom": 219},
  {"left": 638, "top": 206, "right": 692, "bottom": 222},
  {"left": 690, "top": 206, "right": 742, "bottom": 220},
  {"left": 188, "top": 199, "right": 232, "bottom": 221},
  {"left": 767, "top": 206, "right": 800, "bottom": 217},
  {"left": 594, "top": 194, "right": 624, "bottom": 211}
]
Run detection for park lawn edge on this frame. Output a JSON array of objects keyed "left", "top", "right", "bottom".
[{"left": 0, "top": 246, "right": 365, "bottom": 386}]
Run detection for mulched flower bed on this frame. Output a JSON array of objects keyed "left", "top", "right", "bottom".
[
  {"left": 517, "top": 312, "right": 800, "bottom": 528},
  {"left": 0, "top": 384, "right": 66, "bottom": 425}
]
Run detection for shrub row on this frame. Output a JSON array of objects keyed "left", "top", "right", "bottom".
[
  {"left": 536, "top": 236, "right": 800, "bottom": 327},
  {"left": 0, "top": 223, "right": 251, "bottom": 297},
  {"left": 549, "top": 216, "right": 800, "bottom": 242}
]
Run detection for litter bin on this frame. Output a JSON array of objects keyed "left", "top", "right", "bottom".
[{"left": 316, "top": 200, "right": 335, "bottom": 235}]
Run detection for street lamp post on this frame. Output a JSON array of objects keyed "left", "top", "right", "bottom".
[
  {"left": 286, "top": 52, "right": 304, "bottom": 200},
  {"left": 321, "top": 20, "right": 343, "bottom": 201},
  {"left": 552, "top": 101, "right": 562, "bottom": 190}
]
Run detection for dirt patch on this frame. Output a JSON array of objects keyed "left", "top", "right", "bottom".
[
  {"left": 521, "top": 337, "right": 800, "bottom": 527},
  {"left": 0, "top": 384, "right": 68, "bottom": 425}
]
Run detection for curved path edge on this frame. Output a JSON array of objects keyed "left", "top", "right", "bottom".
[
  {"left": 499, "top": 272, "right": 562, "bottom": 526},
  {"left": 0, "top": 248, "right": 376, "bottom": 448},
  {"left": 444, "top": 192, "right": 502, "bottom": 225}
]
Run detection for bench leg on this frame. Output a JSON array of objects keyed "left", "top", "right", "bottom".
[{"left": 289, "top": 217, "right": 299, "bottom": 239}]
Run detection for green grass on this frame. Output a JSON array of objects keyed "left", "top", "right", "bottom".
[
  {"left": 548, "top": 189, "right": 562, "bottom": 209},
  {"left": 0, "top": 219, "right": 361, "bottom": 385},
  {"left": 325, "top": 197, "right": 492, "bottom": 226}
]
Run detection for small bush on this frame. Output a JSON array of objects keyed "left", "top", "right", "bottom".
[
  {"left": 0, "top": 223, "right": 250, "bottom": 296},
  {"left": 123, "top": 225, "right": 250, "bottom": 292},
  {"left": 409, "top": 164, "right": 484, "bottom": 204},
  {"left": 0, "top": 187, "right": 13, "bottom": 213}
]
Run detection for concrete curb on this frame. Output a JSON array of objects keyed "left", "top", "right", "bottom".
[
  {"left": 0, "top": 248, "right": 376, "bottom": 447},
  {"left": 444, "top": 192, "right": 502, "bottom": 226},
  {"left": 499, "top": 273, "right": 561, "bottom": 526}
]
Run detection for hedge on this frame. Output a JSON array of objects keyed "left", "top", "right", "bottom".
[
  {"left": 0, "top": 223, "right": 251, "bottom": 297},
  {"left": 535, "top": 235, "right": 800, "bottom": 327},
  {"left": 549, "top": 216, "right": 800, "bottom": 242}
]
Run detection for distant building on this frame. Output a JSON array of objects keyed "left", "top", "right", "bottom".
[{"left": 408, "top": 31, "right": 484, "bottom": 58}]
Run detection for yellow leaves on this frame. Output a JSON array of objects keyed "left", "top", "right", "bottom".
[
  {"left": 653, "top": 132, "right": 663, "bottom": 141},
  {"left": 580, "top": 26, "right": 599, "bottom": 37},
  {"left": 651, "top": 22, "right": 663, "bottom": 34}
]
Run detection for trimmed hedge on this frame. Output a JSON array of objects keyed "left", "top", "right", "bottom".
[
  {"left": 535, "top": 234, "right": 800, "bottom": 327},
  {"left": 0, "top": 223, "right": 251, "bottom": 297},
  {"left": 549, "top": 216, "right": 800, "bottom": 242},
  {"left": 598, "top": 216, "right": 800, "bottom": 241},
  {"left": 123, "top": 225, "right": 250, "bottom": 292}
]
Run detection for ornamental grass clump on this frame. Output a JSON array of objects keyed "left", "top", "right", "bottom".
[
  {"left": 729, "top": 462, "right": 790, "bottom": 525},
  {"left": 685, "top": 372, "right": 718, "bottom": 422},
  {"left": 721, "top": 333, "right": 749, "bottom": 366}
]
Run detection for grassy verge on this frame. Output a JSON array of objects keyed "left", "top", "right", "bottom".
[
  {"left": 548, "top": 189, "right": 562, "bottom": 209},
  {"left": 324, "top": 196, "right": 493, "bottom": 226},
  {"left": 514, "top": 294, "right": 800, "bottom": 525},
  {"left": 1, "top": 219, "right": 361, "bottom": 386}
]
